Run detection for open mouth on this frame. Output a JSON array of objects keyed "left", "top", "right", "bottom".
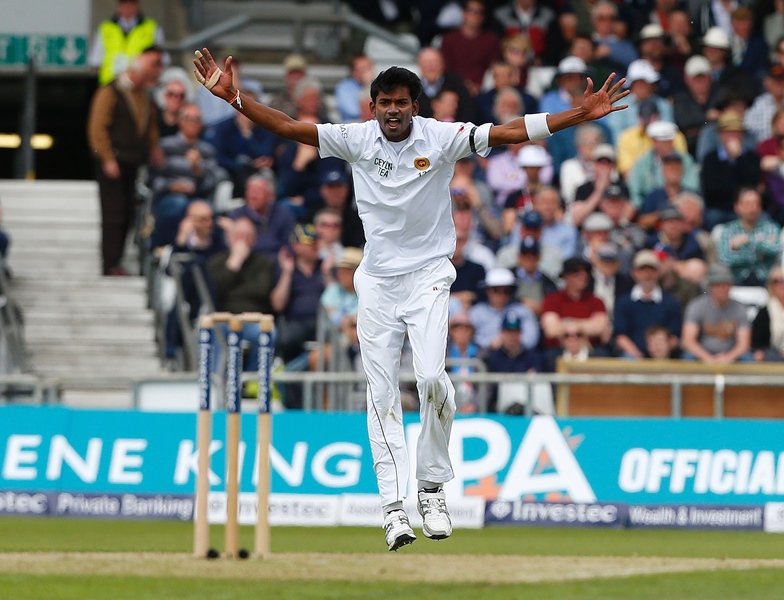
[{"left": 386, "top": 117, "right": 401, "bottom": 129}]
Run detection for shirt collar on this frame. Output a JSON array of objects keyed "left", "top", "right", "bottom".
[
  {"left": 374, "top": 115, "right": 425, "bottom": 150},
  {"left": 631, "top": 284, "right": 663, "bottom": 302}
]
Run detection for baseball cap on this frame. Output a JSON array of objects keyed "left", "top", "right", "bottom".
[
  {"left": 718, "top": 111, "right": 745, "bottom": 133},
  {"left": 597, "top": 242, "right": 620, "bottom": 261},
  {"left": 290, "top": 223, "right": 317, "bottom": 245},
  {"left": 731, "top": 6, "right": 753, "bottom": 20},
  {"left": 484, "top": 268, "right": 515, "bottom": 288},
  {"left": 336, "top": 247, "right": 363, "bottom": 269},
  {"left": 582, "top": 212, "right": 613, "bottom": 232},
  {"left": 556, "top": 56, "right": 588, "bottom": 76},
  {"left": 520, "top": 210, "right": 543, "bottom": 228},
  {"left": 592, "top": 143, "right": 616, "bottom": 161},
  {"left": 702, "top": 27, "right": 731, "bottom": 50},
  {"left": 517, "top": 144, "right": 551, "bottom": 167},
  {"left": 659, "top": 206, "right": 683, "bottom": 221},
  {"left": 519, "top": 235, "right": 540, "bottom": 254},
  {"left": 604, "top": 183, "right": 630, "bottom": 200},
  {"left": 706, "top": 264, "right": 734, "bottom": 285},
  {"left": 501, "top": 311, "right": 523, "bottom": 331},
  {"left": 321, "top": 169, "right": 349, "bottom": 185},
  {"left": 646, "top": 120, "right": 678, "bottom": 141},
  {"left": 684, "top": 55, "right": 712, "bottom": 78},
  {"left": 449, "top": 312, "right": 474, "bottom": 328},
  {"left": 633, "top": 249, "right": 661, "bottom": 269},
  {"left": 638, "top": 98, "right": 660, "bottom": 123},
  {"left": 625, "top": 59, "right": 660, "bottom": 86},
  {"left": 639, "top": 24, "right": 665, "bottom": 41},
  {"left": 283, "top": 53, "right": 307, "bottom": 72},
  {"left": 560, "top": 256, "right": 591, "bottom": 276}
]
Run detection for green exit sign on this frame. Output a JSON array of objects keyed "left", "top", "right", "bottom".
[{"left": 0, "top": 34, "right": 87, "bottom": 67}]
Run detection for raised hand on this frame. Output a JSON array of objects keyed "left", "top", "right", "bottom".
[
  {"left": 193, "top": 48, "right": 236, "bottom": 102},
  {"left": 580, "top": 73, "right": 629, "bottom": 121}
]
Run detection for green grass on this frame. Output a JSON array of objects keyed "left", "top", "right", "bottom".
[{"left": 2, "top": 517, "right": 783, "bottom": 599}]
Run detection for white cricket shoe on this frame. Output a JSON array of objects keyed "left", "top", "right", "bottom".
[
  {"left": 417, "top": 488, "right": 452, "bottom": 540},
  {"left": 383, "top": 510, "right": 416, "bottom": 551}
]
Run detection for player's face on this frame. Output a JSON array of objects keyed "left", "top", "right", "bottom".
[{"left": 371, "top": 86, "right": 418, "bottom": 142}]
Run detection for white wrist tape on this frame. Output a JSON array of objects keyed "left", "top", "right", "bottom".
[
  {"left": 524, "top": 113, "right": 552, "bottom": 141},
  {"left": 193, "top": 50, "right": 222, "bottom": 90}
]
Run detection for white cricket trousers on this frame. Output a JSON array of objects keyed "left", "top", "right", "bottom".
[{"left": 354, "top": 256, "right": 457, "bottom": 507}]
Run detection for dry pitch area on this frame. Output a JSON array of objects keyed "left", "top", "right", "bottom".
[{"left": 2, "top": 552, "right": 784, "bottom": 584}]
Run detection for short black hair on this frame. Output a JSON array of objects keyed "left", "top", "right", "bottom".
[{"left": 370, "top": 67, "right": 422, "bottom": 103}]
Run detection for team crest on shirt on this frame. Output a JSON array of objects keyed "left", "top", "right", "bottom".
[{"left": 414, "top": 157, "right": 430, "bottom": 170}]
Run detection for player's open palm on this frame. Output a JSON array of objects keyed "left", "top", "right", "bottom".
[
  {"left": 193, "top": 48, "right": 235, "bottom": 102},
  {"left": 580, "top": 73, "right": 629, "bottom": 121}
]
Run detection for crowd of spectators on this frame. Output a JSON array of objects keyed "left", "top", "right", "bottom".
[{"left": 132, "top": 0, "right": 784, "bottom": 412}]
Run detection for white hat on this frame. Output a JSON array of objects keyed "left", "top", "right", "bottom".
[
  {"left": 484, "top": 268, "right": 515, "bottom": 287},
  {"left": 582, "top": 212, "right": 613, "bottom": 232},
  {"left": 702, "top": 27, "right": 731, "bottom": 50},
  {"left": 625, "top": 59, "right": 660, "bottom": 86},
  {"left": 646, "top": 120, "right": 678, "bottom": 141},
  {"left": 592, "top": 143, "right": 616, "bottom": 161},
  {"left": 517, "top": 144, "right": 551, "bottom": 168},
  {"left": 556, "top": 56, "right": 588, "bottom": 75},
  {"left": 639, "top": 24, "right": 665, "bottom": 40},
  {"left": 684, "top": 55, "right": 712, "bottom": 78}
]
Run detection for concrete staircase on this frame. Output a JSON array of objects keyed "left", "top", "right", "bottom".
[{"left": 0, "top": 180, "right": 161, "bottom": 407}]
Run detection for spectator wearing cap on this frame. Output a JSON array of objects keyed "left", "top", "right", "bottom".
[
  {"left": 416, "top": 47, "right": 475, "bottom": 123},
  {"left": 447, "top": 312, "right": 481, "bottom": 413},
  {"left": 701, "top": 111, "right": 762, "bottom": 229},
  {"left": 513, "top": 235, "right": 558, "bottom": 316},
  {"left": 227, "top": 175, "right": 296, "bottom": 259},
  {"left": 306, "top": 167, "right": 364, "bottom": 249},
  {"left": 450, "top": 222, "right": 488, "bottom": 313},
  {"left": 541, "top": 257, "right": 610, "bottom": 358},
  {"left": 271, "top": 223, "right": 327, "bottom": 367},
  {"left": 700, "top": 26, "right": 755, "bottom": 104},
  {"left": 587, "top": 241, "right": 634, "bottom": 319},
  {"left": 500, "top": 145, "right": 553, "bottom": 238},
  {"left": 440, "top": 0, "right": 502, "bottom": 95},
  {"left": 571, "top": 143, "right": 622, "bottom": 227},
  {"left": 209, "top": 89, "right": 280, "bottom": 197},
  {"left": 578, "top": 211, "right": 613, "bottom": 264},
  {"left": 717, "top": 188, "right": 782, "bottom": 286},
  {"left": 616, "top": 98, "right": 690, "bottom": 176},
  {"left": 604, "top": 59, "right": 674, "bottom": 143},
  {"left": 540, "top": 56, "right": 610, "bottom": 173},
  {"left": 486, "top": 139, "right": 553, "bottom": 211},
  {"left": 597, "top": 183, "right": 648, "bottom": 268},
  {"left": 637, "top": 152, "right": 696, "bottom": 231},
  {"left": 320, "top": 246, "right": 362, "bottom": 328},
  {"left": 673, "top": 55, "right": 714, "bottom": 155},
  {"left": 559, "top": 123, "right": 607, "bottom": 206},
  {"left": 744, "top": 66, "right": 784, "bottom": 145},
  {"left": 681, "top": 264, "right": 753, "bottom": 363},
  {"left": 590, "top": 1, "right": 638, "bottom": 73},
  {"left": 637, "top": 23, "right": 684, "bottom": 99},
  {"left": 627, "top": 120, "right": 698, "bottom": 208},
  {"left": 614, "top": 249, "right": 682, "bottom": 358},
  {"left": 496, "top": 209, "right": 543, "bottom": 269},
  {"left": 483, "top": 311, "right": 545, "bottom": 415},
  {"left": 469, "top": 267, "right": 539, "bottom": 353},
  {"left": 269, "top": 53, "right": 308, "bottom": 119},
  {"left": 647, "top": 205, "right": 707, "bottom": 284},
  {"left": 729, "top": 6, "right": 769, "bottom": 85},
  {"left": 695, "top": 93, "right": 757, "bottom": 163}
]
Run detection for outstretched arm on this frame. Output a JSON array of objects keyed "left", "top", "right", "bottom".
[
  {"left": 193, "top": 48, "right": 319, "bottom": 147},
  {"left": 487, "top": 73, "right": 629, "bottom": 147}
]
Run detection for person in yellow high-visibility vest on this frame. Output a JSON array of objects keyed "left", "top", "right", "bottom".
[{"left": 89, "top": 0, "right": 165, "bottom": 85}]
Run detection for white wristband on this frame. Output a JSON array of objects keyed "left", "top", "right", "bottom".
[{"left": 524, "top": 113, "right": 552, "bottom": 141}]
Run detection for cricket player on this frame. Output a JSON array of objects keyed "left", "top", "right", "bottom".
[{"left": 194, "top": 48, "right": 628, "bottom": 551}]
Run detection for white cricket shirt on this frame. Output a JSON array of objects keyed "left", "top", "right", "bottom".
[{"left": 317, "top": 116, "right": 493, "bottom": 276}]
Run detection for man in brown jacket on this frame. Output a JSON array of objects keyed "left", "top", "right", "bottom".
[{"left": 87, "top": 45, "right": 163, "bottom": 276}]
